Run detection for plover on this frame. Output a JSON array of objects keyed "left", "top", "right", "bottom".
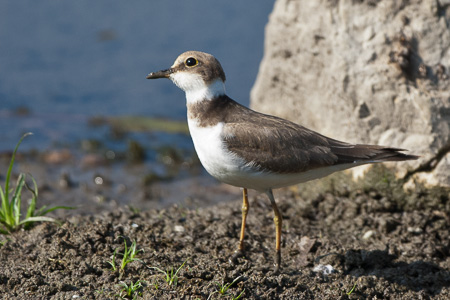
[{"left": 146, "top": 51, "right": 419, "bottom": 272}]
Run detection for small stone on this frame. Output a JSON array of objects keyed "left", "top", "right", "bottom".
[
  {"left": 312, "top": 264, "right": 336, "bottom": 275},
  {"left": 174, "top": 225, "right": 185, "bottom": 232},
  {"left": 362, "top": 230, "right": 375, "bottom": 240}
]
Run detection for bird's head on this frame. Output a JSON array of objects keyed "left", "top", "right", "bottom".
[{"left": 147, "top": 51, "right": 226, "bottom": 102}]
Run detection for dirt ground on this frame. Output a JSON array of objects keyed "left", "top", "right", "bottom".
[{"left": 0, "top": 165, "right": 449, "bottom": 300}]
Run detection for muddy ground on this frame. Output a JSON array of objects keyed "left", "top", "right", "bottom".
[{"left": 0, "top": 163, "right": 449, "bottom": 299}]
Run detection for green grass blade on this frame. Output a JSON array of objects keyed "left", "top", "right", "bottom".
[
  {"left": 12, "top": 174, "right": 26, "bottom": 226},
  {"left": 23, "top": 174, "right": 74, "bottom": 217},
  {"left": 24, "top": 174, "right": 38, "bottom": 219},
  {"left": 4, "top": 133, "right": 32, "bottom": 203},
  {"left": 0, "top": 183, "right": 12, "bottom": 229},
  {"left": 120, "top": 240, "right": 129, "bottom": 270},
  {"left": 23, "top": 175, "right": 39, "bottom": 230},
  {"left": 174, "top": 258, "right": 188, "bottom": 278},
  {"left": 0, "top": 187, "right": 6, "bottom": 219},
  {"left": 35, "top": 205, "right": 76, "bottom": 216},
  {"left": 108, "top": 248, "right": 118, "bottom": 271},
  {"left": 18, "top": 216, "right": 58, "bottom": 226},
  {"left": 233, "top": 289, "right": 245, "bottom": 300}
]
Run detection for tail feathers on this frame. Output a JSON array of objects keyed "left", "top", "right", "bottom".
[{"left": 330, "top": 143, "right": 419, "bottom": 164}]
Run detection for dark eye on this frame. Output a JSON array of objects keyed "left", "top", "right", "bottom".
[{"left": 185, "top": 57, "right": 198, "bottom": 67}]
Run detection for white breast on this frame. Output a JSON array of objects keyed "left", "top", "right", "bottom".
[{"left": 187, "top": 119, "right": 247, "bottom": 184}]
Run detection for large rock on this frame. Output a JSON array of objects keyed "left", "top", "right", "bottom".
[{"left": 251, "top": 0, "right": 450, "bottom": 186}]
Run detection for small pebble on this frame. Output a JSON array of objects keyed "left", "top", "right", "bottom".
[
  {"left": 407, "top": 227, "right": 423, "bottom": 234},
  {"left": 313, "top": 264, "right": 335, "bottom": 275},
  {"left": 174, "top": 225, "right": 185, "bottom": 232},
  {"left": 362, "top": 230, "right": 375, "bottom": 240}
]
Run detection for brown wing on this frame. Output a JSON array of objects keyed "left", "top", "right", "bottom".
[
  {"left": 223, "top": 115, "right": 339, "bottom": 173},
  {"left": 220, "top": 98, "right": 418, "bottom": 174}
]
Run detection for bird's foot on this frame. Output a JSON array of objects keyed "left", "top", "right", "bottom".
[
  {"left": 273, "top": 250, "right": 281, "bottom": 274},
  {"left": 229, "top": 249, "right": 245, "bottom": 266}
]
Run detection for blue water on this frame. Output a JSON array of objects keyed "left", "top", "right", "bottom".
[{"left": 0, "top": 0, "right": 274, "bottom": 151}]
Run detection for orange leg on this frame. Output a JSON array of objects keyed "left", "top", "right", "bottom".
[
  {"left": 238, "top": 188, "right": 249, "bottom": 252},
  {"left": 230, "top": 188, "right": 249, "bottom": 264},
  {"left": 266, "top": 189, "right": 282, "bottom": 272}
]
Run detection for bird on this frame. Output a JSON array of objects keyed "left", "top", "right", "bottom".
[{"left": 146, "top": 50, "right": 419, "bottom": 272}]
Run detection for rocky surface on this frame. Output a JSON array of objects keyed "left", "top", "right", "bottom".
[{"left": 251, "top": 0, "right": 450, "bottom": 186}]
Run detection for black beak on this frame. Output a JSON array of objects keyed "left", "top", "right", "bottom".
[{"left": 146, "top": 68, "right": 173, "bottom": 79}]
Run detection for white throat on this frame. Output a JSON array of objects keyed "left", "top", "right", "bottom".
[{"left": 170, "top": 72, "right": 225, "bottom": 104}]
